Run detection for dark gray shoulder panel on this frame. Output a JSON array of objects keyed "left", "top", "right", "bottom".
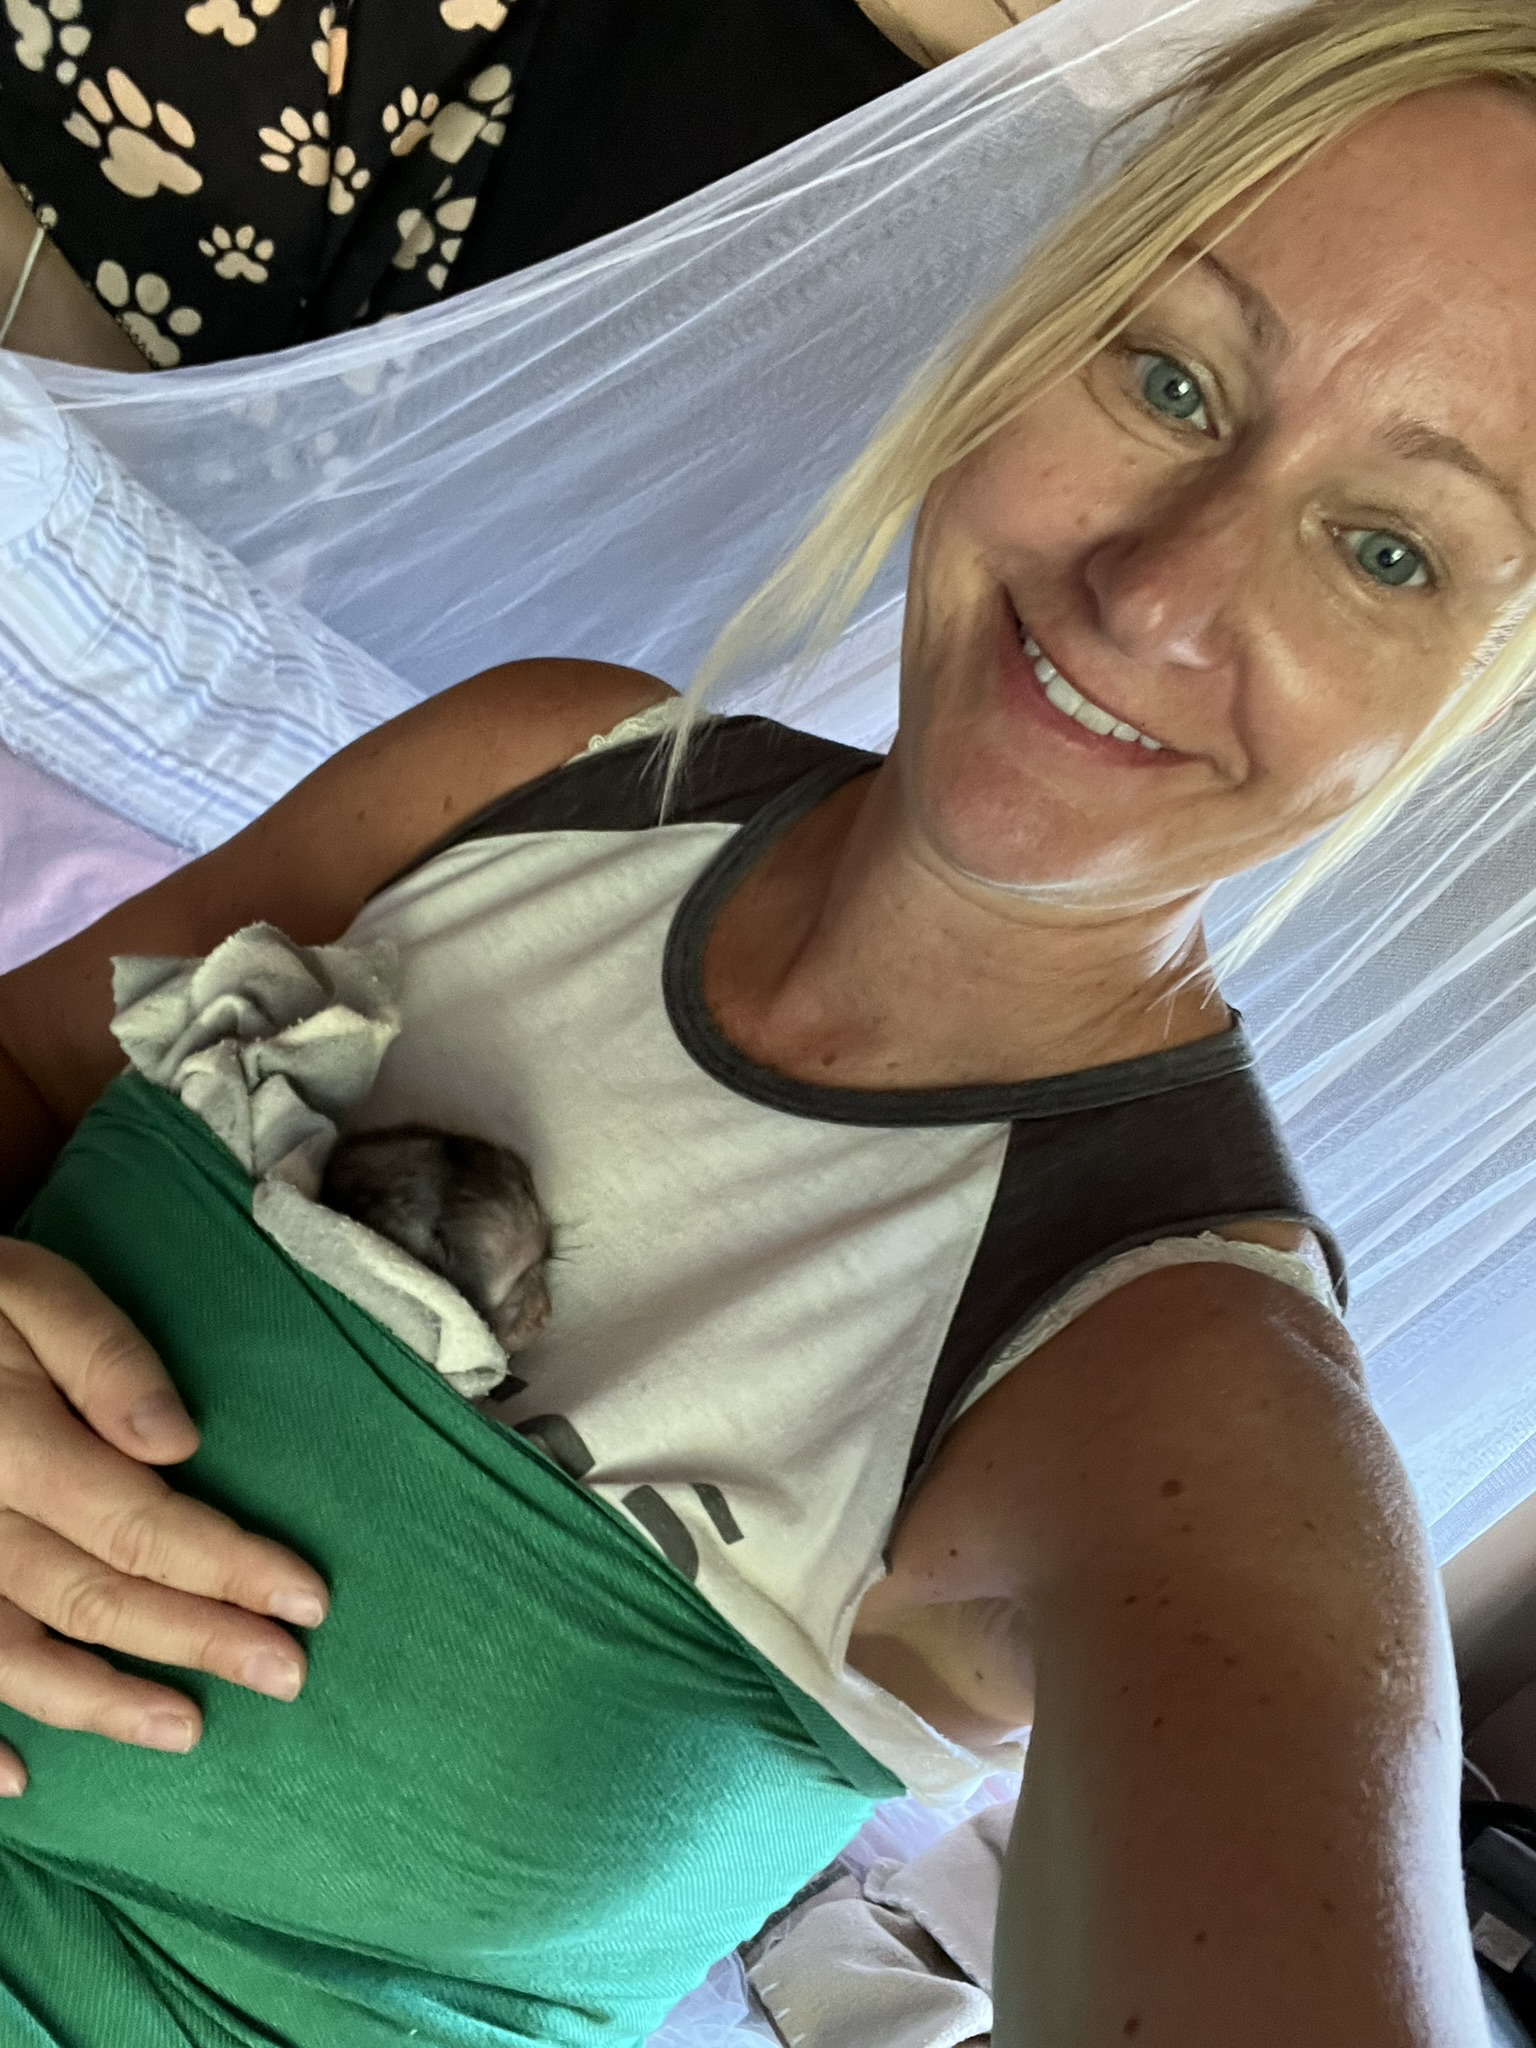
[
  {"left": 901, "top": 1073, "right": 1347, "bottom": 1497},
  {"left": 383, "top": 715, "right": 877, "bottom": 894}
]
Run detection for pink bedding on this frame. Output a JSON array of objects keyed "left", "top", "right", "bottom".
[{"left": 0, "top": 745, "right": 184, "bottom": 975}]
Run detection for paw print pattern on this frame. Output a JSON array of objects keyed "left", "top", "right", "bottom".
[
  {"left": 380, "top": 86, "right": 440, "bottom": 158},
  {"left": 183, "top": 0, "right": 280, "bottom": 47},
  {"left": 95, "top": 261, "right": 202, "bottom": 366},
  {"left": 425, "top": 63, "right": 513, "bottom": 165},
  {"left": 199, "top": 223, "right": 274, "bottom": 282},
  {"left": 327, "top": 144, "right": 369, "bottom": 215},
  {"left": 258, "top": 105, "right": 330, "bottom": 185},
  {"left": 6, "top": 0, "right": 91, "bottom": 85},
  {"left": 392, "top": 188, "right": 476, "bottom": 291},
  {"left": 66, "top": 71, "right": 202, "bottom": 199},
  {"left": 440, "top": 0, "right": 506, "bottom": 28},
  {"left": 310, "top": 2, "right": 347, "bottom": 92}
]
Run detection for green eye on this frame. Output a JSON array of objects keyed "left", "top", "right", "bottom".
[
  {"left": 1136, "top": 353, "right": 1209, "bottom": 428},
  {"left": 1346, "top": 529, "right": 1430, "bottom": 590}
]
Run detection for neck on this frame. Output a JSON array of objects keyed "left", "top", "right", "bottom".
[{"left": 705, "top": 762, "right": 1226, "bottom": 1095}]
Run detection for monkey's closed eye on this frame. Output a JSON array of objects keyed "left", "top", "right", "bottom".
[{"left": 321, "top": 1125, "right": 553, "bottom": 1357}]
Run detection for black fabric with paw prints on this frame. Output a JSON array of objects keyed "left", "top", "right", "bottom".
[
  {"left": 0, "top": 0, "right": 545, "bottom": 360},
  {"left": 0, "top": 0, "right": 920, "bottom": 363}
]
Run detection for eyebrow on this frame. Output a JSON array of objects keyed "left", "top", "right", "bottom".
[
  {"left": 1176, "top": 243, "right": 1292, "bottom": 357},
  {"left": 1173, "top": 247, "right": 1533, "bottom": 538},
  {"left": 1382, "top": 418, "right": 1534, "bottom": 536}
]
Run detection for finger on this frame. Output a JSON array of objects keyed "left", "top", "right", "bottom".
[
  {"left": 0, "top": 1739, "right": 24, "bottom": 1796},
  {"left": 0, "top": 1238, "right": 197, "bottom": 1462},
  {"left": 0, "top": 1349, "right": 327, "bottom": 1627},
  {"left": 2, "top": 1382, "right": 332, "bottom": 1622},
  {"left": 0, "top": 1594, "right": 202, "bottom": 1751},
  {"left": 0, "top": 1517, "right": 311, "bottom": 1703}
]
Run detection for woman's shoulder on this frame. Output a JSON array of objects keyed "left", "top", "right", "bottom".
[
  {"left": 204, "top": 657, "right": 679, "bottom": 932},
  {"left": 421, "top": 659, "right": 678, "bottom": 792},
  {"left": 0, "top": 660, "right": 673, "bottom": 1129},
  {"left": 239, "top": 655, "right": 677, "bottom": 924},
  {"left": 854, "top": 1246, "right": 1365, "bottom": 1747}
]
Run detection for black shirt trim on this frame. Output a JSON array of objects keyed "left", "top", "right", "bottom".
[{"left": 660, "top": 752, "right": 1261, "bottom": 1130}]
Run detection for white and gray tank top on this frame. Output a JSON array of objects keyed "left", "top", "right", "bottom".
[{"left": 344, "top": 709, "right": 1346, "bottom": 1800}]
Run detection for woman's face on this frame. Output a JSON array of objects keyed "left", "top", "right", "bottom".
[{"left": 897, "top": 85, "right": 1536, "bottom": 914}]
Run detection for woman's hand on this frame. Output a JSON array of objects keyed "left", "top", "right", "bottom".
[{"left": 0, "top": 1239, "right": 329, "bottom": 1794}]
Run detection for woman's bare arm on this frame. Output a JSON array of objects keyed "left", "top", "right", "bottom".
[
  {"left": 899, "top": 1264, "right": 1483, "bottom": 2046},
  {"left": 0, "top": 165, "right": 147, "bottom": 371},
  {"left": 0, "top": 658, "right": 668, "bottom": 1782}
]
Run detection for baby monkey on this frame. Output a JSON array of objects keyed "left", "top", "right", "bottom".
[{"left": 322, "top": 1126, "right": 552, "bottom": 1358}]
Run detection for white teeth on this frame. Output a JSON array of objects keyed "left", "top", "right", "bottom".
[
  {"left": 1019, "top": 621, "right": 1164, "bottom": 753},
  {"left": 1072, "top": 697, "right": 1117, "bottom": 737}
]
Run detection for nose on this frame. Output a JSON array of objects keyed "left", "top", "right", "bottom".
[{"left": 1083, "top": 475, "right": 1262, "bottom": 673}]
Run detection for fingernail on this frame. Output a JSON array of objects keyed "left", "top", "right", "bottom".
[
  {"left": 127, "top": 1392, "right": 192, "bottom": 1451},
  {"left": 243, "top": 1650, "right": 304, "bottom": 1702},
  {"left": 268, "top": 1588, "right": 325, "bottom": 1628},
  {"left": 0, "top": 1762, "right": 24, "bottom": 1796},
  {"left": 138, "top": 1711, "right": 198, "bottom": 1753}
]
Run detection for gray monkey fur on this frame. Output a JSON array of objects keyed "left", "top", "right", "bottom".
[{"left": 321, "top": 1126, "right": 551, "bottom": 1357}]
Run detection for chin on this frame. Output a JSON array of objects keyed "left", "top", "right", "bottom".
[
  {"left": 914, "top": 783, "right": 1157, "bottom": 908},
  {"left": 901, "top": 723, "right": 1162, "bottom": 906}
]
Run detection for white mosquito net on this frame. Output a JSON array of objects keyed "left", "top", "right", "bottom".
[{"left": 19, "top": 0, "right": 1536, "bottom": 1576}]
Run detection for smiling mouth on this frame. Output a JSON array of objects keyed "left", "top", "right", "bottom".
[{"left": 1017, "top": 622, "right": 1168, "bottom": 753}]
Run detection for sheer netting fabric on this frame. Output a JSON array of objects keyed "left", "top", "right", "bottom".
[{"left": 12, "top": 0, "right": 1536, "bottom": 1576}]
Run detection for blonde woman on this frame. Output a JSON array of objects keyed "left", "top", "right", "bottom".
[{"left": 0, "top": 2, "right": 1528, "bottom": 2041}]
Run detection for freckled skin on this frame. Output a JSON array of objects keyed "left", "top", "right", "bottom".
[{"left": 894, "top": 86, "right": 1536, "bottom": 937}]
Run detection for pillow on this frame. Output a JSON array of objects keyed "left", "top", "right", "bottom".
[{"left": 0, "top": 353, "right": 419, "bottom": 865}]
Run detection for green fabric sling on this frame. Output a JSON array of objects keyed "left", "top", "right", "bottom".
[{"left": 0, "top": 1074, "right": 899, "bottom": 2047}]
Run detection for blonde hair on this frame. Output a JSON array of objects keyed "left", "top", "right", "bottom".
[{"left": 673, "top": 0, "right": 1536, "bottom": 971}]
